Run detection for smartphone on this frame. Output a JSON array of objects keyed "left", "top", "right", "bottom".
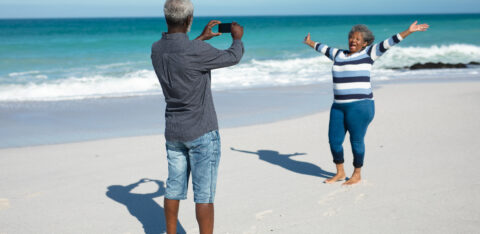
[{"left": 218, "top": 23, "right": 232, "bottom": 33}]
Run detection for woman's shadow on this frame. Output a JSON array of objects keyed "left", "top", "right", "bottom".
[
  {"left": 231, "top": 147, "right": 334, "bottom": 178},
  {"left": 106, "top": 179, "right": 186, "bottom": 234}
]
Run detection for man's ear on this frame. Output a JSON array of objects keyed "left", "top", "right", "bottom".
[{"left": 185, "top": 15, "right": 193, "bottom": 27}]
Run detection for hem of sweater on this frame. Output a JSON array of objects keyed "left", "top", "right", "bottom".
[
  {"left": 165, "top": 126, "right": 219, "bottom": 143},
  {"left": 333, "top": 97, "right": 375, "bottom": 104}
]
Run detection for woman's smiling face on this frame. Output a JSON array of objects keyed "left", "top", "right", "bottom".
[{"left": 348, "top": 31, "right": 368, "bottom": 53}]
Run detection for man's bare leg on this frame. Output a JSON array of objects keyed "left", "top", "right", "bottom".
[
  {"left": 196, "top": 203, "right": 214, "bottom": 234},
  {"left": 165, "top": 198, "right": 180, "bottom": 234},
  {"left": 343, "top": 167, "right": 361, "bottom": 185},
  {"left": 324, "top": 163, "right": 346, "bottom": 184}
]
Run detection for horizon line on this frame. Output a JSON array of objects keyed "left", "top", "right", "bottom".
[{"left": 1, "top": 12, "right": 479, "bottom": 20}]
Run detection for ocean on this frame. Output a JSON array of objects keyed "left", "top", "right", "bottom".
[
  {"left": 1, "top": 14, "right": 480, "bottom": 102},
  {"left": 1, "top": 14, "right": 479, "bottom": 148}
]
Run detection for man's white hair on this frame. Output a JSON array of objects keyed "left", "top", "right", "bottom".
[{"left": 164, "top": 0, "right": 194, "bottom": 26}]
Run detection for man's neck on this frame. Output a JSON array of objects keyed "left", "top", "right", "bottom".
[{"left": 167, "top": 26, "right": 188, "bottom": 34}]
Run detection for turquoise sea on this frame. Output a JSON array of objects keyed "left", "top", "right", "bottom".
[
  {"left": 0, "top": 14, "right": 479, "bottom": 148},
  {"left": 1, "top": 14, "right": 479, "bottom": 101}
]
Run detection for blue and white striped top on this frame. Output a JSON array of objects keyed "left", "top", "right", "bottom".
[{"left": 314, "top": 34, "right": 403, "bottom": 103}]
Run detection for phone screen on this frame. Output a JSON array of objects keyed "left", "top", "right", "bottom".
[{"left": 218, "top": 23, "right": 232, "bottom": 33}]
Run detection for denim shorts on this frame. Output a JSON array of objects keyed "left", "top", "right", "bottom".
[{"left": 165, "top": 130, "right": 221, "bottom": 203}]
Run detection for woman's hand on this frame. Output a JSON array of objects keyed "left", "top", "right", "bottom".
[
  {"left": 400, "top": 21, "right": 429, "bottom": 39},
  {"left": 303, "top": 33, "right": 316, "bottom": 48},
  {"left": 195, "top": 20, "right": 222, "bottom": 41},
  {"left": 409, "top": 21, "right": 430, "bottom": 32}
]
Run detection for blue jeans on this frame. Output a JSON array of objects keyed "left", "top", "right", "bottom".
[
  {"left": 165, "top": 130, "right": 221, "bottom": 203},
  {"left": 328, "top": 100, "right": 375, "bottom": 168}
]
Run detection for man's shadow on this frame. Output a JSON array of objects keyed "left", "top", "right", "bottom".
[
  {"left": 231, "top": 147, "right": 335, "bottom": 179},
  {"left": 106, "top": 179, "right": 186, "bottom": 234}
]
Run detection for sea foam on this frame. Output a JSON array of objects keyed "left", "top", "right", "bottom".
[{"left": 0, "top": 44, "right": 479, "bottom": 102}]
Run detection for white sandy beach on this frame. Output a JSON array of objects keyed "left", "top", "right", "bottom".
[{"left": 1, "top": 81, "right": 480, "bottom": 234}]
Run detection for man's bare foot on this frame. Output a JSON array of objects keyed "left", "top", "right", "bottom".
[
  {"left": 324, "top": 163, "right": 346, "bottom": 184},
  {"left": 342, "top": 168, "right": 361, "bottom": 186}
]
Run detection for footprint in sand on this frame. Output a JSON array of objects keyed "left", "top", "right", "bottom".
[
  {"left": 319, "top": 180, "right": 374, "bottom": 205},
  {"left": 317, "top": 195, "right": 335, "bottom": 205},
  {"left": 187, "top": 227, "right": 200, "bottom": 234},
  {"left": 318, "top": 188, "right": 348, "bottom": 205},
  {"left": 242, "top": 225, "right": 258, "bottom": 234},
  {"left": 255, "top": 209, "right": 273, "bottom": 220},
  {"left": 25, "top": 192, "right": 43, "bottom": 199},
  {"left": 355, "top": 179, "right": 373, "bottom": 187},
  {"left": 323, "top": 207, "right": 340, "bottom": 216},
  {"left": 355, "top": 193, "right": 366, "bottom": 204},
  {"left": 0, "top": 198, "right": 10, "bottom": 210}
]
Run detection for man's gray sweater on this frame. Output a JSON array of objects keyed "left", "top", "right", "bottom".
[{"left": 151, "top": 32, "right": 244, "bottom": 142}]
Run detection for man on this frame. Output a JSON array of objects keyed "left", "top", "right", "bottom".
[{"left": 150, "top": 0, "right": 244, "bottom": 233}]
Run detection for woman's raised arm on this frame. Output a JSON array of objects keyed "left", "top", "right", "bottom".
[
  {"left": 304, "top": 32, "right": 340, "bottom": 61},
  {"left": 369, "top": 21, "right": 429, "bottom": 60}
]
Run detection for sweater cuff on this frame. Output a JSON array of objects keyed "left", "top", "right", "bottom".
[{"left": 396, "top": 33, "right": 404, "bottom": 41}]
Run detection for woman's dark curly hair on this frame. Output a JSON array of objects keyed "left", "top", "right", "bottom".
[{"left": 349, "top": 24, "right": 375, "bottom": 46}]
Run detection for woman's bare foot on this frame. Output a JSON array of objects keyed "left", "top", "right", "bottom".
[
  {"left": 325, "top": 173, "right": 346, "bottom": 183},
  {"left": 324, "top": 163, "right": 346, "bottom": 184},
  {"left": 343, "top": 168, "right": 361, "bottom": 186}
]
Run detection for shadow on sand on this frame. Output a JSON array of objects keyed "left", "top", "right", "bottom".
[
  {"left": 106, "top": 178, "right": 186, "bottom": 234},
  {"left": 231, "top": 147, "right": 335, "bottom": 179}
]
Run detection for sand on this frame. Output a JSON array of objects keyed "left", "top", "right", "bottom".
[{"left": 1, "top": 80, "right": 480, "bottom": 234}]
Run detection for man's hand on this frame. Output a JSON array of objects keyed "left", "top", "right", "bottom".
[
  {"left": 231, "top": 22, "right": 244, "bottom": 40},
  {"left": 195, "top": 20, "right": 222, "bottom": 41}
]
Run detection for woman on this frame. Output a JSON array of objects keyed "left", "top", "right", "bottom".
[{"left": 304, "top": 21, "right": 429, "bottom": 185}]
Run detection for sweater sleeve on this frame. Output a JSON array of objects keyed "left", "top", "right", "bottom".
[
  {"left": 314, "top": 42, "right": 341, "bottom": 61},
  {"left": 368, "top": 34, "right": 404, "bottom": 61},
  {"left": 191, "top": 39, "right": 244, "bottom": 72}
]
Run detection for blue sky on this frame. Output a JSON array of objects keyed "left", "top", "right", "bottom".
[{"left": 1, "top": 0, "right": 479, "bottom": 19}]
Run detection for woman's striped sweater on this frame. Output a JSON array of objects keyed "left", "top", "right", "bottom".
[{"left": 314, "top": 34, "right": 403, "bottom": 103}]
